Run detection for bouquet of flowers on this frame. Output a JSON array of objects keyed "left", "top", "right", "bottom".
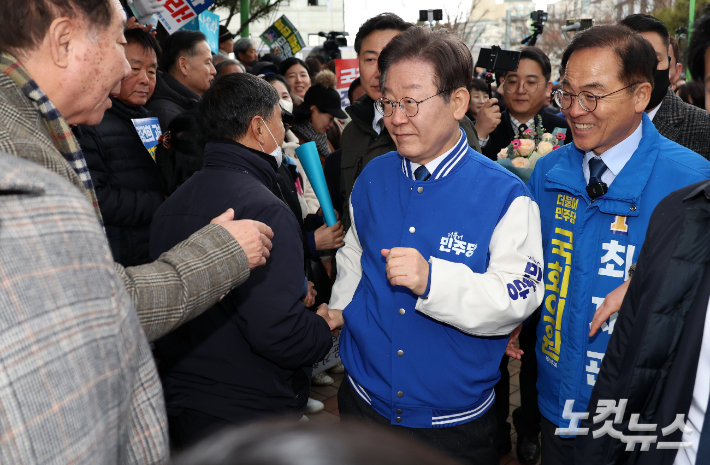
[{"left": 496, "top": 115, "right": 567, "bottom": 183}]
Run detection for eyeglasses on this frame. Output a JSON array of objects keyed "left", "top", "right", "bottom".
[
  {"left": 375, "top": 90, "right": 448, "bottom": 117},
  {"left": 503, "top": 78, "right": 540, "bottom": 94},
  {"left": 553, "top": 83, "right": 640, "bottom": 112}
]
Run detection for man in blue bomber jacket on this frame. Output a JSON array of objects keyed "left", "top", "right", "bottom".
[
  {"left": 326, "top": 27, "right": 545, "bottom": 465},
  {"left": 528, "top": 25, "right": 710, "bottom": 465}
]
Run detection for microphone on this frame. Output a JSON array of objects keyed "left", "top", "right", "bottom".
[{"left": 586, "top": 182, "right": 608, "bottom": 199}]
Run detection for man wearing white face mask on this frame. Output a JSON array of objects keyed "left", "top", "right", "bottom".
[{"left": 150, "top": 73, "right": 339, "bottom": 449}]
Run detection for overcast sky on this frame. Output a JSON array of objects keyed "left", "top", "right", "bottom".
[{"left": 342, "top": 0, "right": 557, "bottom": 40}]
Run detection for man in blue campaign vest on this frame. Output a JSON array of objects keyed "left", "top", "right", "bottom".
[
  {"left": 326, "top": 27, "right": 544, "bottom": 464},
  {"left": 528, "top": 25, "right": 710, "bottom": 464}
]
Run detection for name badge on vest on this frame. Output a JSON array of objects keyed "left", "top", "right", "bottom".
[{"left": 131, "top": 117, "right": 162, "bottom": 161}]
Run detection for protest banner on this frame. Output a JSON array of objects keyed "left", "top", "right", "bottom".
[
  {"left": 131, "top": 117, "right": 162, "bottom": 161},
  {"left": 335, "top": 58, "right": 360, "bottom": 110},
  {"left": 156, "top": 0, "right": 214, "bottom": 34},
  {"left": 260, "top": 15, "right": 306, "bottom": 58}
]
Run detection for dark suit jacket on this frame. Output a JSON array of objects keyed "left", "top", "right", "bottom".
[
  {"left": 654, "top": 87, "right": 710, "bottom": 159},
  {"left": 574, "top": 179, "right": 710, "bottom": 465},
  {"left": 481, "top": 106, "right": 571, "bottom": 160}
]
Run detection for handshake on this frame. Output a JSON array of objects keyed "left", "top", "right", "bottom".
[{"left": 316, "top": 304, "right": 344, "bottom": 337}]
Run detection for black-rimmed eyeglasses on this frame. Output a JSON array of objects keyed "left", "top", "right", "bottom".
[
  {"left": 553, "top": 83, "right": 640, "bottom": 112},
  {"left": 375, "top": 90, "right": 448, "bottom": 117}
]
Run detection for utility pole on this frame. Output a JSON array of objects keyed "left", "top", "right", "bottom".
[{"left": 240, "top": 0, "right": 249, "bottom": 37}]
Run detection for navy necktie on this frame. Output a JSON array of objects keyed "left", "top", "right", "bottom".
[
  {"left": 588, "top": 157, "right": 608, "bottom": 185},
  {"left": 518, "top": 123, "right": 528, "bottom": 135},
  {"left": 414, "top": 165, "right": 430, "bottom": 181},
  {"left": 697, "top": 391, "right": 710, "bottom": 460}
]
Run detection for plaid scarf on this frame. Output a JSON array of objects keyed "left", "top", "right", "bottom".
[
  {"left": 0, "top": 52, "right": 102, "bottom": 223},
  {"left": 292, "top": 121, "right": 331, "bottom": 162}
]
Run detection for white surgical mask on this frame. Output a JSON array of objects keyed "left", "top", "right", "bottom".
[
  {"left": 257, "top": 118, "right": 283, "bottom": 167},
  {"left": 279, "top": 99, "right": 294, "bottom": 113}
]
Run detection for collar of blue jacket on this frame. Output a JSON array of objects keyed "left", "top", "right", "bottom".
[{"left": 401, "top": 128, "right": 469, "bottom": 181}]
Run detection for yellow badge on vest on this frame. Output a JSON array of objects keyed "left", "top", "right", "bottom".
[{"left": 610, "top": 216, "right": 629, "bottom": 236}]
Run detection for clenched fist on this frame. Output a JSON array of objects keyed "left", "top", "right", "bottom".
[
  {"left": 475, "top": 98, "right": 502, "bottom": 139},
  {"left": 381, "top": 248, "right": 430, "bottom": 296},
  {"left": 210, "top": 208, "right": 274, "bottom": 270}
]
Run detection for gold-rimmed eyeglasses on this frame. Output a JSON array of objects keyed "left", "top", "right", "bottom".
[
  {"left": 375, "top": 90, "right": 448, "bottom": 117},
  {"left": 553, "top": 83, "right": 640, "bottom": 112}
]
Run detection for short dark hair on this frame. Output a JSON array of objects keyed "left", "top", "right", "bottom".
[
  {"left": 264, "top": 73, "right": 290, "bottom": 93},
  {"left": 279, "top": 57, "right": 309, "bottom": 77},
  {"left": 619, "top": 14, "right": 670, "bottom": 47},
  {"left": 160, "top": 30, "right": 206, "bottom": 72},
  {"left": 676, "top": 81, "right": 706, "bottom": 108},
  {"left": 378, "top": 26, "right": 473, "bottom": 103},
  {"left": 348, "top": 77, "right": 362, "bottom": 102},
  {"left": 0, "top": 0, "right": 114, "bottom": 52},
  {"left": 354, "top": 13, "right": 414, "bottom": 55},
  {"left": 505, "top": 46, "right": 552, "bottom": 82},
  {"left": 687, "top": 5, "right": 710, "bottom": 81},
  {"left": 561, "top": 25, "right": 656, "bottom": 92},
  {"left": 305, "top": 56, "right": 322, "bottom": 79},
  {"left": 124, "top": 27, "right": 161, "bottom": 62},
  {"left": 200, "top": 73, "right": 279, "bottom": 140},
  {"left": 470, "top": 78, "right": 488, "bottom": 93}
]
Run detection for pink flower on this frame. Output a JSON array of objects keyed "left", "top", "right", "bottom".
[
  {"left": 511, "top": 139, "right": 521, "bottom": 149},
  {"left": 552, "top": 145, "right": 561, "bottom": 150},
  {"left": 524, "top": 128, "right": 532, "bottom": 135},
  {"left": 556, "top": 133, "right": 566, "bottom": 141}
]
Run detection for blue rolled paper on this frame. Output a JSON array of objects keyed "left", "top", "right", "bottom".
[{"left": 295, "top": 141, "right": 338, "bottom": 227}]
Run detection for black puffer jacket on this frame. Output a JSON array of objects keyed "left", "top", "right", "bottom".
[
  {"left": 79, "top": 97, "right": 164, "bottom": 267},
  {"left": 145, "top": 71, "right": 200, "bottom": 131}
]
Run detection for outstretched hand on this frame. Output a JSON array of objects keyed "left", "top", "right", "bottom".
[
  {"left": 505, "top": 323, "right": 524, "bottom": 360},
  {"left": 316, "top": 304, "right": 345, "bottom": 337},
  {"left": 210, "top": 208, "right": 274, "bottom": 270},
  {"left": 589, "top": 279, "right": 630, "bottom": 337}
]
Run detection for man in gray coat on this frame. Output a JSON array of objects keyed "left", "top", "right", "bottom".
[
  {"left": 0, "top": 152, "right": 168, "bottom": 464},
  {"left": 0, "top": 0, "right": 272, "bottom": 342},
  {"left": 620, "top": 14, "right": 710, "bottom": 159}
]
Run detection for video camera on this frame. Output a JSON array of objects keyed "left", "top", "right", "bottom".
[
  {"left": 419, "top": 9, "right": 443, "bottom": 27},
  {"left": 475, "top": 46, "right": 522, "bottom": 98},
  {"left": 318, "top": 31, "right": 348, "bottom": 61},
  {"left": 522, "top": 10, "right": 548, "bottom": 46}
]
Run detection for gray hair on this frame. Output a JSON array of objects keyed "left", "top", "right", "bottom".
[
  {"left": 200, "top": 73, "right": 279, "bottom": 140},
  {"left": 215, "top": 59, "right": 245, "bottom": 75},
  {"left": 233, "top": 38, "right": 255, "bottom": 57}
]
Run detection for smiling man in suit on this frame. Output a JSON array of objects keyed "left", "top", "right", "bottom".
[{"left": 478, "top": 46, "right": 571, "bottom": 161}]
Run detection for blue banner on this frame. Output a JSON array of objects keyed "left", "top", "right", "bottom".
[
  {"left": 198, "top": 10, "right": 220, "bottom": 54},
  {"left": 131, "top": 117, "right": 162, "bottom": 161}
]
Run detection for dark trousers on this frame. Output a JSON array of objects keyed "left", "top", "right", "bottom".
[
  {"left": 514, "top": 309, "right": 542, "bottom": 438},
  {"left": 540, "top": 416, "right": 575, "bottom": 465},
  {"left": 168, "top": 408, "right": 234, "bottom": 451},
  {"left": 494, "top": 310, "right": 542, "bottom": 451},
  {"left": 338, "top": 376, "right": 498, "bottom": 465}
]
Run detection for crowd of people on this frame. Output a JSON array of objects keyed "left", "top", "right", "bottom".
[{"left": 1, "top": 0, "right": 710, "bottom": 463}]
